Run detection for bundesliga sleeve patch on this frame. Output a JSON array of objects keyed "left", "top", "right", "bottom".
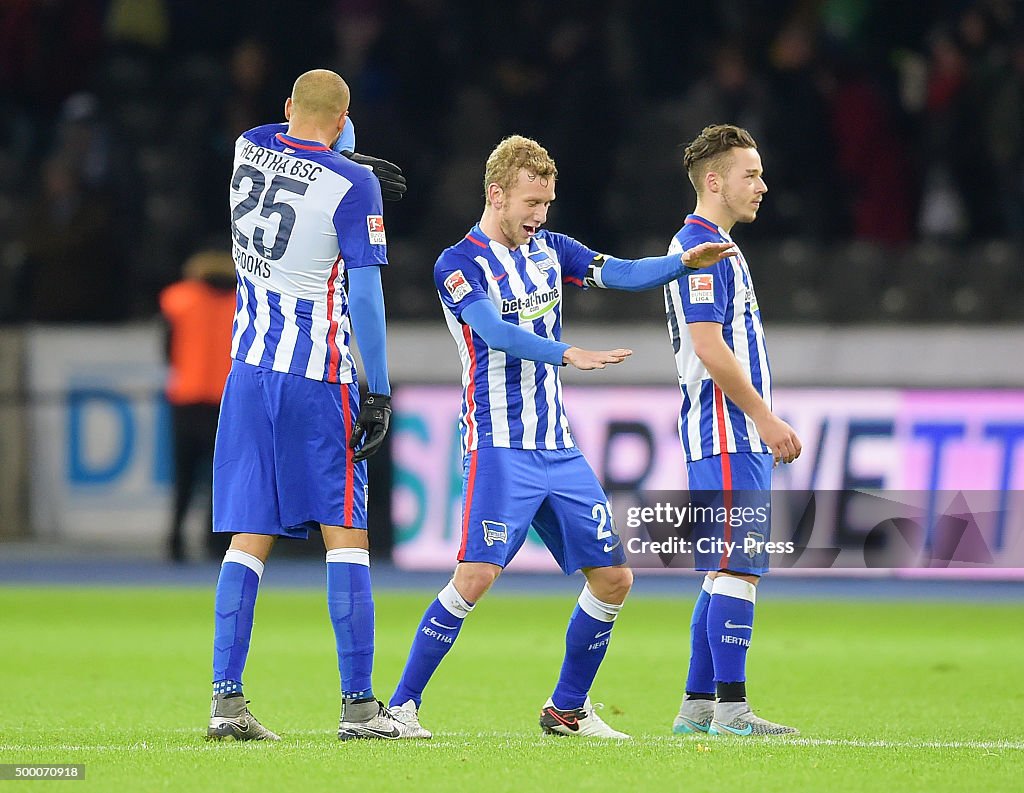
[
  {"left": 367, "top": 215, "right": 386, "bottom": 245},
  {"left": 443, "top": 269, "right": 473, "bottom": 302},
  {"left": 688, "top": 273, "right": 715, "bottom": 304}
]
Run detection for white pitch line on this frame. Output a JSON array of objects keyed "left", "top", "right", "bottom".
[
  {"left": 461, "top": 733, "right": 1024, "bottom": 750},
  {"left": 0, "top": 745, "right": 204, "bottom": 753},
  {"left": 786, "top": 738, "right": 1024, "bottom": 750},
  {"left": 3, "top": 737, "right": 1021, "bottom": 752}
]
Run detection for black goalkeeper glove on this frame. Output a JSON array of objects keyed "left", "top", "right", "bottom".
[
  {"left": 341, "top": 151, "right": 407, "bottom": 201},
  {"left": 348, "top": 393, "right": 392, "bottom": 462}
]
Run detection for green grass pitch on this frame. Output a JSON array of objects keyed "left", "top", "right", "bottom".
[{"left": 1, "top": 585, "right": 1021, "bottom": 792}]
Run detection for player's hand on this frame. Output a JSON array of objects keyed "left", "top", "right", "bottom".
[
  {"left": 342, "top": 151, "right": 407, "bottom": 201},
  {"left": 681, "top": 242, "right": 737, "bottom": 270},
  {"left": 562, "top": 347, "right": 632, "bottom": 371},
  {"left": 349, "top": 393, "right": 392, "bottom": 462},
  {"left": 754, "top": 413, "right": 802, "bottom": 466}
]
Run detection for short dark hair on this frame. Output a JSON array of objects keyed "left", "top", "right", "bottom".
[{"left": 683, "top": 124, "right": 758, "bottom": 192}]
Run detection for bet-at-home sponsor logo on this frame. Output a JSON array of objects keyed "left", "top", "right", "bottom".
[{"left": 501, "top": 287, "right": 559, "bottom": 320}]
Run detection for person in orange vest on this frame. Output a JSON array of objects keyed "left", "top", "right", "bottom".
[{"left": 160, "top": 249, "right": 236, "bottom": 562}]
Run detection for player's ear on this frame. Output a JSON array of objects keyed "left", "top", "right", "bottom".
[
  {"left": 284, "top": 97, "right": 292, "bottom": 121},
  {"left": 487, "top": 183, "right": 504, "bottom": 209},
  {"left": 705, "top": 170, "right": 720, "bottom": 195}
]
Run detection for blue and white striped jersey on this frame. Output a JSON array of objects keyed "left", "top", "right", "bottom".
[
  {"left": 228, "top": 123, "right": 386, "bottom": 384},
  {"left": 664, "top": 215, "right": 772, "bottom": 462},
  {"left": 434, "top": 225, "right": 595, "bottom": 452}
]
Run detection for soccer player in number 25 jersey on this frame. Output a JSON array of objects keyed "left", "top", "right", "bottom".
[
  {"left": 206, "top": 69, "right": 418, "bottom": 743},
  {"left": 385, "top": 135, "right": 736, "bottom": 739},
  {"left": 665, "top": 124, "right": 802, "bottom": 738}
]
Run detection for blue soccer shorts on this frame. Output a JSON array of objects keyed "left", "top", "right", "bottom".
[
  {"left": 686, "top": 451, "right": 773, "bottom": 575},
  {"left": 212, "top": 360, "right": 367, "bottom": 538},
  {"left": 458, "top": 446, "right": 627, "bottom": 574}
]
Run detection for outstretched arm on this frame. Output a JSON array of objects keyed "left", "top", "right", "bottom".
[
  {"left": 461, "top": 300, "right": 569, "bottom": 365},
  {"left": 586, "top": 242, "right": 737, "bottom": 291},
  {"left": 461, "top": 300, "right": 630, "bottom": 370}
]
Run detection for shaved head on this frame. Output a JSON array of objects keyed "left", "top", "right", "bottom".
[{"left": 290, "top": 69, "right": 350, "bottom": 119}]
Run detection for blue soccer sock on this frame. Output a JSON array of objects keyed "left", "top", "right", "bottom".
[
  {"left": 326, "top": 548, "right": 375, "bottom": 700},
  {"left": 550, "top": 585, "right": 623, "bottom": 711},
  {"left": 212, "top": 549, "right": 264, "bottom": 695},
  {"left": 685, "top": 575, "right": 715, "bottom": 698},
  {"left": 707, "top": 575, "right": 756, "bottom": 696},
  {"left": 390, "top": 580, "right": 474, "bottom": 708}
]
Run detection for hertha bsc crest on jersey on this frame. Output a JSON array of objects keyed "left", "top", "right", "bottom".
[{"left": 367, "top": 215, "right": 386, "bottom": 245}]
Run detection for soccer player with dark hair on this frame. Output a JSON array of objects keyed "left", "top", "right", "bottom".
[
  {"left": 385, "top": 135, "right": 736, "bottom": 739},
  {"left": 666, "top": 124, "right": 801, "bottom": 737},
  {"left": 205, "top": 69, "right": 415, "bottom": 742}
]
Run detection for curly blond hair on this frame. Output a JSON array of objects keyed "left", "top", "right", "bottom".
[
  {"left": 683, "top": 124, "right": 758, "bottom": 193},
  {"left": 483, "top": 135, "right": 557, "bottom": 203}
]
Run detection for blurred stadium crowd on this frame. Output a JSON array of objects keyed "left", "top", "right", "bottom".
[{"left": 1, "top": 0, "right": 1022, "bottom": 324}]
